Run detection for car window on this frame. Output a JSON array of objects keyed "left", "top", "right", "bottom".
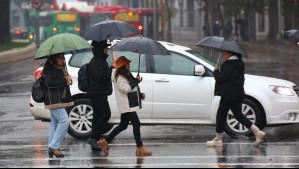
[
  {"left": 107, "top": 51, "right": 147, "bottom": 73},
  {"left": 153, "top": 52, "right": 197, "bottom": 76},
  {"left": 69, "top": 52, "right": 94, "bottom": 67},
  {"left": 186, "top": 50, "right": 217, "bottom": 66},
  {"left": 69, "top": 50, "right": 147, "bottom": 73}
]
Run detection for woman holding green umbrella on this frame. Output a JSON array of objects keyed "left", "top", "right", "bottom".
[
  {"left": 43, "top": 53, "right": 73, "bottom": 158},
  {"left": 35, "top": 33, "right": 92, "bottom": 158}
]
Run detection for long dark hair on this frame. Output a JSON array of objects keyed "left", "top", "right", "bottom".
[
  {"left": 42, "top": 53, "right": 65, "bottom": 75},
  {"left": 114, "top": 66, "right": 134, "bottom": 82}
]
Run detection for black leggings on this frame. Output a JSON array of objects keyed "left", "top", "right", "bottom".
[
  {"left": 105, "top": 112, "right": 143, "bottom": 147},
  {"left": 216, "top": 95, "right": 253, "bottom": 133}
]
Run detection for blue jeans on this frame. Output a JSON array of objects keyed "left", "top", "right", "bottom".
[{"left": 49, "top": 108, "right": 69, "bottom": 149}]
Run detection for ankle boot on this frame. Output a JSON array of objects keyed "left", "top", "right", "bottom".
[
  {"left": 48, "top": 148, "right": 64, "bottom": 158},
  {"left": 136, "top": 147, "right": 152, "bottom": 156},
  {"left": 251, "top": 125, "right": 267, "bottom": 146},
  {"left": 97, "top": 139, "right": 109, "bottom": 155},
  {"left": 88, "top": 139, "right": 102, "bottom": 151},
  {"left": 206, "top": 133, "right": 223, "bottom": 147}
]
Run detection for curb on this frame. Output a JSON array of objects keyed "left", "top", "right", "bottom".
[{"left": 0, "top": 44, "right": 37, "bottom": 65}]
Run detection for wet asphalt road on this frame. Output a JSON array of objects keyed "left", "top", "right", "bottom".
[{"left": 1, "top": 58, "right": 299, "bottom": 168}]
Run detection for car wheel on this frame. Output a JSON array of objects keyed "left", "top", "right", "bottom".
[
  {"left": 66, "top": 99, "right": 93, "bottom": 139},
  {"left": 224, "top": 98, "right": 265, "bottom": 138},
  {"left": 66, "top": 98, "right": 114, "bottom": 139}
]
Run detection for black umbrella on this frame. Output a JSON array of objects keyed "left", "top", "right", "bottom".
[
  {"left": 84, "top": 20, "right": 140, "bottom": 42},
  {"left": 196, "top": 36, "right": 247, "bottom": 57},
  {"left": 113, "top": 36, "right": 171, "bottom": 74},
  {"left": 286, "top": 29, "right": 299, "bottom": 39}
]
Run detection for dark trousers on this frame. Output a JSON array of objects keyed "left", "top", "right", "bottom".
[
  {"left": 216, "top": 95, "right": 253, "bottom": 133},
  {"left": 106, "top": 112, "right": 143, "bottom": 147},
  {"left": 89, "top": 94, "right": 111, "bottom": 140}
]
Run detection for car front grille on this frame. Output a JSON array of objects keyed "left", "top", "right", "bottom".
[{"left": 293, "top": 86, "right": 299, "bottom": 97}]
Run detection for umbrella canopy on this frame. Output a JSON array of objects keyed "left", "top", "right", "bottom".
[
  {"left": 286, "top": 29, "right": 299, "bottom": 39},
  {"left": 112, "top": 36, "right": 171, "bottom": 55},
  {"left": 196, "top": 36, "right": 247, "bottom": 57},
  {"left": 84, "top": 20, "right": 140, "bottom": 42},
  {"left": 35, "top": 33, "right": 92, "bottom": 60},
  {"left": 113, "top": 36, "right": 170, "bottom": 75}
]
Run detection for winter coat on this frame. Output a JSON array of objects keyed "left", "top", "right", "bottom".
[
  {"left": 112, "top": 70, "right": 142, "bottom": 114},
  {"left": 214, "top": 56, "right": 245, "bottom": 97},
  {"left": 87, "top": 52, "right": 113, "bottom": 96},
  {"left": 43, "top": 66, "right": 73, "bottom": 110}
]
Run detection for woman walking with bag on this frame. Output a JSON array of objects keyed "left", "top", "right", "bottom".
[
  {"left": 43, "top": 53, "right": 73, "bottom": 158},
  {"left": 97, "top": 56, "right": 152, "bottom": 156},
  {"left": 207, "top": 50, "right": 267, "bottom": 147}
]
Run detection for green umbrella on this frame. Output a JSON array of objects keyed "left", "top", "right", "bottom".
[{"left": 35, "top": 33, "right": 92, "bottom": 60}]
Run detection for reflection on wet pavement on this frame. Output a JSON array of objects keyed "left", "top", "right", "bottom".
[
  {"left": 1, "top": 141, "right": 299, "bottom": 168},
  {"left": 1, "top": 123, "right": 299, "bottom": 167}
]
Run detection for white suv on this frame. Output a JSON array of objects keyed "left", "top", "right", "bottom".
[{"left": 29, "top": 41, "right": 299, "bottom": 139}]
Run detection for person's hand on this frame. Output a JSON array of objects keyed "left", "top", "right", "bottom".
[
  {"left": 136, "top": 74, "right": 142, "bottom": 81},
  {"left": 214, "top": 66, "right": 219, "bottom": 71},
  {"left": 66, "top": 75, "right": 72, "bottom": 85},
  {"left": 140, "top": 93, "right": 146, "bottom": 100}
]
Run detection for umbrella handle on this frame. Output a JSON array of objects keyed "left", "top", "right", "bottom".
[
  {"left": 110, "top": 39, "right": 116, "bottom": 68},
  {"left": 138, "top": 53, "right": 141, "bottom": 75},
  {"left": 216, "top": 54, "right": 221, "bottom": 67},
  {"left": 64, "top": 64, "right": 73, "bottom": 86}
]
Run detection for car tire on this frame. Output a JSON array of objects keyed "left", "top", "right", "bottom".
[
  {"left": 224, "top": 98, "right": 266, "bottom": 138},
  {"left": 66, "top": 98, "right": 114, "bottom": 139}
]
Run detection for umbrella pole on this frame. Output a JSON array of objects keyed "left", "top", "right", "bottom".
[
  {"left": 138, "top": 53, "right": 141, "bottom": 76},
  {"left": 110, "top": 39, "right": 115, "bottom": 67},
  {"left": 216, "top": 53, "right": 221, "bottom": 67}
]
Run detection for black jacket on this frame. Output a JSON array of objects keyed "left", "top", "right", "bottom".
[
  {"left": 43, "top": 66, "right": 73, "bottom": 109},
  {"left": 87, "top": 52, "right": 113, "bottom": 96},
  {"left": 214, "top": 58, "right": 245, "bottom": 97}
]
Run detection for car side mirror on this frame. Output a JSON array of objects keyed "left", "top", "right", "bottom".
[{"left": 194, "top": 65, "right": 205, "bottom": 76}]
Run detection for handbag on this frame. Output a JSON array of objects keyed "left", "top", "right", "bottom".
[{"left": 31, "top": 77, "right": 45, "bottom": 103}]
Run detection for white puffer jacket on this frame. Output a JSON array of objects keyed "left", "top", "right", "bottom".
[{"left": 112, "top": 70, "right": 141, "bottom": 114}]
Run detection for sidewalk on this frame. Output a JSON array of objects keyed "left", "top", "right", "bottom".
[{"left": 0, "top": 43, "right": 37, "bottom": 65}]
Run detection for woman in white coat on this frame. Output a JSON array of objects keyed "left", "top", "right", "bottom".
[{"left": 98, "top": 56, "right": 152, "bottom": 156}]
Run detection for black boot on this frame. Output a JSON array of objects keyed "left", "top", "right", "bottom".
[{"left": 87, "top": 139, "right": 101, "bottom": 151}]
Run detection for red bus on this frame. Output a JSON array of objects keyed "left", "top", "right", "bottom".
[
  {"left": 66, "top": 5, "right": 143, "bottom": 36},
  {"left": 135, "top": 9, "right": 164, "bottom": 39}
]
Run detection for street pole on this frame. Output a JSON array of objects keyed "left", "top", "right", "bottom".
[
  {"left": 153, "top": 0, "right": 157, "bottom": 40},
  {"left": 35, "top": 9, "right": 41, "bottom": 48},
  {"left": 277, "top": 0, "right": 282, "bottom": 41}
]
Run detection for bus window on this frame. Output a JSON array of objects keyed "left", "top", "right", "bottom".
[
  {"left": 89, "top": 13, "right": 113, "bottom": 26},
  {"left": 39, "top": 16, "right": 52, "bottom": 27}
]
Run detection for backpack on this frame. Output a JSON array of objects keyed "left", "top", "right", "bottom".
[
  {"left": 31, "top": 77, "right": 45, "bottom": 103},
  {"left": 78, "top": 63, "right": 89, "bottom": 92}
]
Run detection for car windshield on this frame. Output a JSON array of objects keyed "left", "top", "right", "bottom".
[{"left": 186, "top": 50, "right": 217, "bottom": 66}]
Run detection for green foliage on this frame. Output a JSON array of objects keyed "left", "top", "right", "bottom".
[{"left": 0, "top": 42, "right": 31, "bottom": 53}]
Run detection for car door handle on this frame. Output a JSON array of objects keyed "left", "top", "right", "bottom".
[{"left": 155, "top": 79, "right": 170, "bottom": 83}]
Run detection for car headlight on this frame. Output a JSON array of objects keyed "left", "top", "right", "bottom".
[{"left": 270, "top": 86, "right": 294, "bottom": 96}]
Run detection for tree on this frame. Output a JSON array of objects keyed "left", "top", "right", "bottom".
[{"left": 0, "top": 0, "right": 10, "bottom": 43}]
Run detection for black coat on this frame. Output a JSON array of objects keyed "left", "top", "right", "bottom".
[
  {"left": 87, "top": 52, "right": 113, "bottom": 96},
  {"left": 43, "top": 66, "right": 73, "bottom": 109},
  {"left": 214, "top": 58, "right": 245, "bottom": 97}
]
